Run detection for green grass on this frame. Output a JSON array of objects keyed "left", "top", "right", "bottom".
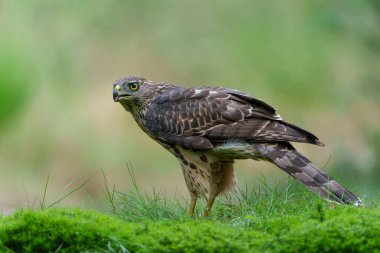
[
  {"left": 1, "top": 176, "right": 379, "bottom": 252},
  {"left": 106, "top": 169, "right": 375, "bottom": 222},
  {"left": 1, "top": 204, "right": 379, "bottom": 252}
]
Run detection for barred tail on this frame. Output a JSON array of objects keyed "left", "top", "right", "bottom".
[{"left": 256, "top": 143, "right": 363, "bottom": 206}]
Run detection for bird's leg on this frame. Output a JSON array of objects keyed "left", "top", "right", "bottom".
[
  {"left": 203, "top": 192, "right": 217, "bottom": 216},
  {"left": 188, "top": 192, "right": 197, "bottom": 216}
]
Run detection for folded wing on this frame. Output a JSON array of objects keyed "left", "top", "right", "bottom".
[{"left": 145, "top": 86, "right": 323, "bottom": 149}]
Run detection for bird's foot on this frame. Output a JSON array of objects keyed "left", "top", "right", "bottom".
[{"left": 203, "top": 208, "right": 211, "bottom": 217}]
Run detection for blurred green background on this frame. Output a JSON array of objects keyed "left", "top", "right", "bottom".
[{"left": 1, "top": 0, "right": 379, "bottom": 214}]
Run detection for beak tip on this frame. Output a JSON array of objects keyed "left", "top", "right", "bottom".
[{"left": 113, "top": 90, "right": 119, "bottom": 102}]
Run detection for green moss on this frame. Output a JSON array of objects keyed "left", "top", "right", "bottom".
[
  {"left": 272, "top": 208, "right": 380, "bottom": 253},
  {"left": 1, "top": 207, "right": 379, "bottom": 252}
]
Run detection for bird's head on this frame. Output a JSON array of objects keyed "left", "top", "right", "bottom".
[
  {"left": 113, "top": 76, "right": 148, "bottom": 102},
  {"left": 113, "top": 76, "right": 158, "bottom": 111}
]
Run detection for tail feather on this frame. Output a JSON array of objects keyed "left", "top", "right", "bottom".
[{"left": 256, "top": 143, "right": 363, "bottom": 206}]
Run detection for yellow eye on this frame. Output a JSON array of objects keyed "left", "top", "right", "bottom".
[{"left": 129, "top": 83, "right": 139, "bottom": 91}]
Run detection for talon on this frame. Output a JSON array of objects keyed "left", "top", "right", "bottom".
[{"left": 203, "top": 208, "right": 210, "bottom": 217}]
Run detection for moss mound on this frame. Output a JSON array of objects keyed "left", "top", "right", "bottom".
[{"left": 0, "top": 207, "right": 379, "bottom": 252}]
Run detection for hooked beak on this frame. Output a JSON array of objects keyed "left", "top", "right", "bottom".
[
  {"left": 113, "top": 88, "right": 119, "bottom": 102},
  {"left": 113, "top": 84, "right": 130, "bottom": 102}
]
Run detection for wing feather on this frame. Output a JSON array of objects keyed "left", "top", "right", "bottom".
[{"left": 145, "top": 86, "right": 323, "bottom": 149}]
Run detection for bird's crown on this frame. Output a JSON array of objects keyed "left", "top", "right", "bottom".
[{"left": 113, "top": 76, "right": 147, "bottom": 87}]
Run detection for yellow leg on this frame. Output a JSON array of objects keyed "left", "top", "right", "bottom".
[
  {"left": 203, "top": 194, "right": 217, "bottom": 216},
  {"left": 188, "top": 194, "right": 197, "bottom": 216}
]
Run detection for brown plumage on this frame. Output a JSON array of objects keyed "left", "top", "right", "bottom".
[{"left": 113, "top": 76, "right": 362, "bottom": 215}]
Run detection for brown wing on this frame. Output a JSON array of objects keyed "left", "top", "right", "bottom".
[{"left": 145, "top": 86, "right": 323, "bottom": 149}]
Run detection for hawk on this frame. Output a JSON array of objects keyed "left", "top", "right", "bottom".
[{"left": 113, "top": 76, "right": 362, "bottom": 215}]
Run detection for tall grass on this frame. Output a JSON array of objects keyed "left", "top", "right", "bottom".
[{"left": 104, "top": 167, "right": 369, "bottom": 223}]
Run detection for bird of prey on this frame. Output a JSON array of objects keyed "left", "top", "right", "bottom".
[{"left": 113, "top": 76, "right": 362, "bottom": 215}]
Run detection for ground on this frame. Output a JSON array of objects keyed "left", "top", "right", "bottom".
[
  {"left": 1, "top": 182, "right": 379, "bottom": 253},
  {"left": 1, "top": 206, "right": 379, "bottom": 252}
]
